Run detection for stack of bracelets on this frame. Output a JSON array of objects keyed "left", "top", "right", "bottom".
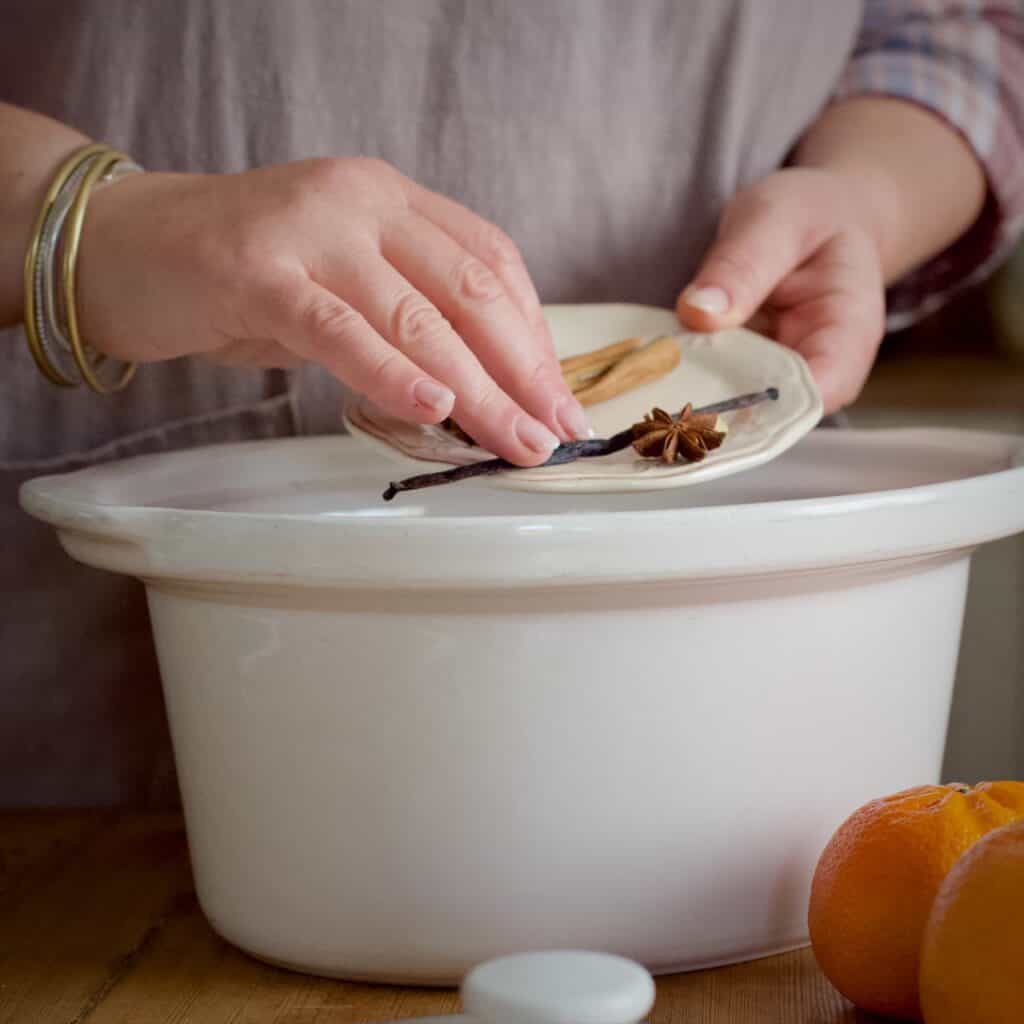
[{"left": 23, "top": 143, "right": 142, "bottom": 392}]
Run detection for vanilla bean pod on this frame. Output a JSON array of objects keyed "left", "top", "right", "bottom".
[{"left": 381, "top": 387, "right": 778, "bottom": 501}]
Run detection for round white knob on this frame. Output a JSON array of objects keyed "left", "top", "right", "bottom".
[{"left": 461, "top": 950, "right": 655, "bottom": 1024}]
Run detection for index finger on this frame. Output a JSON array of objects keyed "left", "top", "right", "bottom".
[
  {"left": 382, "top": 211, "right": 591, "bottom": 442},
  {"left": 409, "top": 185, "right": 550, "bottom": 343}
]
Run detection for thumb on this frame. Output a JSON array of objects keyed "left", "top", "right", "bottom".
[{"left": 677, "top": 179, "right": 829, "bottom": 332}]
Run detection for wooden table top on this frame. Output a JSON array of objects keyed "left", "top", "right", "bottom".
[{"left": 0, "top": 811, "right": 872, "bottom": 1023}]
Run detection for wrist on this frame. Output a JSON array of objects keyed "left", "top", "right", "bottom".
[
  {"left": 76, "top": 170, "right": 167, "bottom": 359},
  {"left": 792, "top": 96, "right": 986, "bottom": 285}
]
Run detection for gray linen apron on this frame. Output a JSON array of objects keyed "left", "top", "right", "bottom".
[{"left": 0, "top": 1, "right": 862, "bottom": 806}]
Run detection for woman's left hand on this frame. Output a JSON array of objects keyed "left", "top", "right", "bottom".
[{"left": 676, "top": 167, "right": 886, "bottom": 414}]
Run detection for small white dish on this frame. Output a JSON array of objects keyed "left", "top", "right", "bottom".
[
  {"left": 343, "top": 303, "right": 823, "bottom": 494},
  {"left": 462, "top": 951, "right": 655, "bottom": 1024}
]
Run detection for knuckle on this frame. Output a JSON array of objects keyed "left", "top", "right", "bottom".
[
  {"left": 462, "top": 380, "right": 509, "bottom": 420},
  {"left": 303, "top": 156, "right": 402, "bottom": 200},
  {"left": 722, "top": 188, "right": 773, "bottom": 234},
  {"left": 391, "top": 292, "right": 451, "bottom": 351},
  {"left": 298, "top": 295, "right": 365, "bottom": 352},
  {"left": 723, "top": 186, "right": 818, "bottom": 264},
  {"left": 711, "top": 247, "right": 764, "bottom": 297},
  {"left": 252, "top": 266, "right": 307, "bottom": 325},
  {"left": 474, "top": 225, "right": 522, "bottom": 270},
  {"left": 746, "top": 189, "right": 787, "bottom": 225},
  {"left": 811, "top": 292, "right": 850, "bottom": 325},
  {"left": 452, "top": 257, "right": 504, "bottom": 304},
  {"left": 521, "top": 356, "right": 553, "bottom": 392},
  {"left": 300, "top": 156, "right": 350, "bottom": 193},
  {"left": 341, "top": 156, "right": 400, "bottom": 193},
  {"left": 347, "top": 155, "right": 394, "bottom": 179},
  {"left": 364, "top": 349, "right": 405, "bottom": 389},
  {"left": 530, "top": 309, "right": 551, "bottom": 337},
  {"left": 236, "top": 237, "right": 293, "bottom": 288}
]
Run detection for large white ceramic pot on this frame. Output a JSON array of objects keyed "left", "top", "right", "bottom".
[{"left": 21, "top": 371, "right": 1024, "bottom": 985}]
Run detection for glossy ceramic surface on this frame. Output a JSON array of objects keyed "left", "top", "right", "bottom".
[
  {"left": 20, "top": 427, "right": 1024, "bottom": 983},
  {"left": 343, "top": 304, "right": 823, "bottom": 493},
  {"left": 462, "top": 951, "right": 655, "bottom": 1024}
]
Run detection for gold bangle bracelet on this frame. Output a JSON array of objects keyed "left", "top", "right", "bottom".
[
  {"left": 60, "top": 149, "right": 138, "bottom": 394},
  {"left": 22, "top": 143, "right": 112, "bottom": 386}
]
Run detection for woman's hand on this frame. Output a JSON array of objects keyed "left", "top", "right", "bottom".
[
  {"left": 80, "top": 157, "right": 591, "bottom": 465},
  {"left": 677, "top": 167, "right": 886, "bottom": 414}
]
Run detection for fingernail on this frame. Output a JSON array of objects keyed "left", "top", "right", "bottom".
[
  {"left": 413, "top": 379, "right": 455, "bottom": 415},
  {"left": 683, "top": 285, "right": 730, "bottom": 315},
  {"left": 515, "top": 416, "right": 560, "bottom": 456},
  {"left": 555, "top": 396, "right": 595, "bottom": 441}
]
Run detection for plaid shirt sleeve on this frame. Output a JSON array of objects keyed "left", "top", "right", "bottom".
[{"left": 833, "top": 1, "right": 1024, "bottom": 327}]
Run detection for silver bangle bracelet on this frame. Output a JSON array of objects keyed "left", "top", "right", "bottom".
[{"left": 30, "top": 152, "right": 143, "bottom": 386}]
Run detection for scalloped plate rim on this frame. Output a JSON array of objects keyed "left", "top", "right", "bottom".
[{"left": 342, "top": 303, "right": 824, "bottom": 494}]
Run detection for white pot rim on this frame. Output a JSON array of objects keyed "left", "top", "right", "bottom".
[{"left": 20, "top": 428, "right": 1024, "bottom": 590}]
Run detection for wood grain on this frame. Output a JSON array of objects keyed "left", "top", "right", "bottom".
[
  {"left": 0, "top": 811, "right": 108, "bottom": 911},
  {"left": 0, "top": 813, "right": 871, "bottom": 1023}
]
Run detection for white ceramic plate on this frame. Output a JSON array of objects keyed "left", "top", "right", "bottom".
[{"left": 342, "top": 303, "right": 823, "bottom": 494}]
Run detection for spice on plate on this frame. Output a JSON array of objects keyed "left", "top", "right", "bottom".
[
  {"left": 382, "top": 387, "right": 778, "bottom": 500},
  {"left": 440, "top": 335, "right": 682, "bottom": 446},
  {"left": 560, "top": 336, "right": 645, "bottom": 393},
  {"left": 631, "top": 404, "right": 726, "bottom": 464},
  {"left": 572, "top": 336, "right": 681, "bottom": 407}
]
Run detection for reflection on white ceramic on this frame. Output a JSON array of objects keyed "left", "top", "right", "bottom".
[
  {"left": 18, "top": 429, "right": 1024, "bottom": 984},
  {"left": 343, "top": 303, "right": 823, "bottom": 493}
]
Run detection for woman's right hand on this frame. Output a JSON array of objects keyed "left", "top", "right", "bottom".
[{"left": 79, "top": 157, "right": 591, "bottom": 465}]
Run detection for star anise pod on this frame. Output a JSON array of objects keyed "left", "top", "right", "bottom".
[{"left": 631, "top": 404, "right": 726, "bottom": 464}]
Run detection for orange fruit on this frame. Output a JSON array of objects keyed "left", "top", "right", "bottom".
[
  {"left": 919, "top": 818, "right": 1024, "bottom": 1024},
  {"left": 808, "top": 781, "right": 1024, "bottom": 1020}
]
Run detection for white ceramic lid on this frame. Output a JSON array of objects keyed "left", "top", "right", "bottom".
[
  {"left": 19, "top": 428, "right": 1024, "bottom": 590},
  {"left": 374, "top": 952, "right": 654, "bottom": 1024},
  {"left": 344, "top": 304, "right": 823, "bottom": 494},
  {"left": 461, "top": 951, "right": 655, "bottom": 1024}
]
